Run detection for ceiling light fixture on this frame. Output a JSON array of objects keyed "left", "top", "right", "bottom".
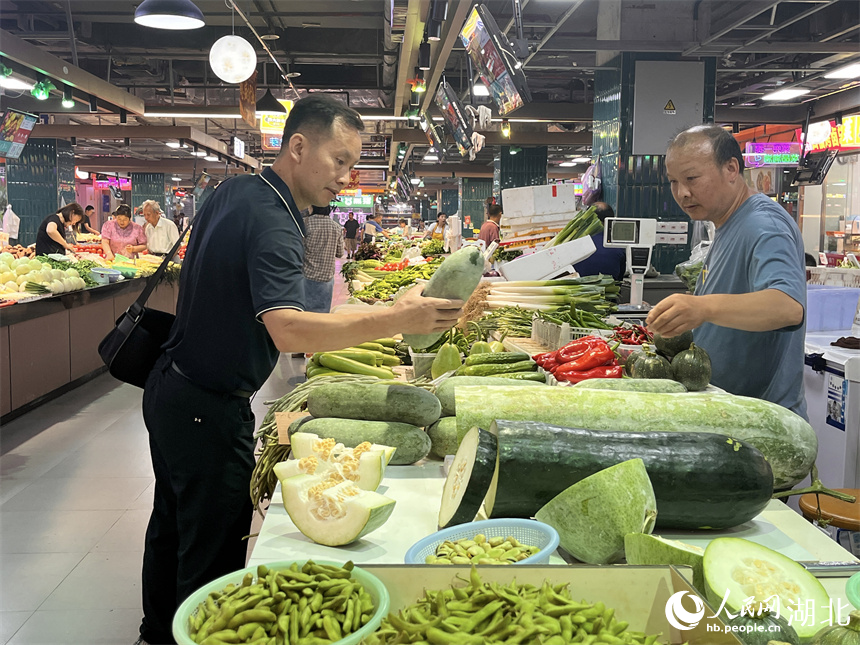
[
  {"left": 30, "top": 78, "right": 55, "bottom": 101},
  {"left": 573, "top": 156, "right": 592, "bottom": 163},
  {"left": 0, "top": 75, "right": 34, "bottom": 90},
  {"left": 134, "top": 0, "right": 205, "bottom": 29},
  {"left": 191, "top": 149, "right": 207, "bottom": 157},
  {"left": 410, "top": 177, "right": 421, "bottom": 185},
  {"left": 204, "top": 154, "right": 219, "bottom": 161},
  {"left": 62, "top": 85, "right": 75, "bottom": 108},
  {"left": 209, "top": 35, "right": 257, "bottom": 84},
  {"left": 256, "top": 88, "right": 287, "bottom": 117},
  {"left": 418, "top": 42, "right": 431, "bottom": 71},
  {"left": 423, "top": 153, "right": 439, "bottom": 161},
  {"left": 172, "top": 176, "right": 182, "bottom": 181},
  {"left": 509, "top": 146, "right": 522, "bottom": 155},
  {"left": 144, "top": 111, "right": 243, "bottom": 118},
  {"left": 426, "top": 19, "right": 442, "bottom": 41},
  {"left": 761, "top": 88, "right": 810, "bottom": 101},
  {"left": 472, "top": 82, "right": 489, "bottom": 97},
  {"left": 824, "top": 62, "right": 860, "bottom": 79},
  {"left": 559, "top": 161, "right": 576, "bottom": 167},
  {"left": 260, "top": 32, "right": 279, "bottom": 41},
  {"left": 501, "top": 119, "right": 511, "bottom": 138},
  {"left": 166, "top": 141, "right": 182, "bottom": 148}
]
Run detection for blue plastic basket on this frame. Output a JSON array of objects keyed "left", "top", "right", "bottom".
[{"left": 404, "top": 518, "right": 559, "bottom": 566}]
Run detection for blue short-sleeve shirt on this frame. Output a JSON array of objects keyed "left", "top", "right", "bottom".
[
  {"left": 164, "top": 167, "right": 307, "bottom": 393},
  {"left": 693, "top": 193, "right": 807, "bottom": 419}
]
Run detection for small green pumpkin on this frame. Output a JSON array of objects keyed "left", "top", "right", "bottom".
[
  {"left": 624, "top": 350, "right": 644, "bottom": 376},
  {"left": 811, "top": 610, "right": 860, "bottom": 645},
  {"left": 631, "top": 348, "right": 673, "bottom": 380},
  {"left": 653, "top": 330, "right": 693, "bottom": 359},
  {"left": 671, "top": 342, "right": 712, "bottom": 391},
  {"left": 724, "top": 610, "right": 800, "bottom": 645}
]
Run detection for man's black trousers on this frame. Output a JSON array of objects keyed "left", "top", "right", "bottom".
[{"left": 139, "top": 355, "right": 256, "bottom": 645}]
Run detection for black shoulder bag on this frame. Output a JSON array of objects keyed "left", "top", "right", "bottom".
[{"left": 97, "top": 227, "right": 188, "bottom": 388}]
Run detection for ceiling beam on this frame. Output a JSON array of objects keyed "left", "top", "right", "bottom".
[
  {"left": 75, "top": 159, "right": 249, "bottom": 175},
  {"left": 29, "top": 124, "right": 259, "bottom": 169},
  {"left": 508, "top": 40, "right": 860, "bottom": 54},
  {"left": 393, "top": 128, "right": 592, "bottom": 145},
  {"left": 683, "top": 2, "right": 781, "bottom": 56},
  {"left": 523, "top": 1, "right": 587, "bottom": 68},
  {"left": 715, "top": 86, "right": 860, "bottom": 123},
  {"left": 724, "top": 0, "right": 840, "bottom": 57},
  {"left": 0, "top": 29, "right": 145, "bottom": 115}
]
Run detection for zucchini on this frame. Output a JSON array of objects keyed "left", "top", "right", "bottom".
[
  {"left": 427, "top": 417, "right": 458, "bottom": 459},
  {"left": 380, "top": 354, "right": 401, "bottom": 367},
  {"left": 572, "top": 378, "right": 687, "bottom": 393},
  {"left": 402, "top": 246, "right": 485, "bottom": 349},
  {"left": 355, "top": 342, "right": 386, "bottom": 352},
  {"left": 438, "top": 427, "right": 497, "bottom": 528},
  {"left": 484, "top": 420, "right": 774, "bottom": 529},
  {"left": 373, "top": 338, "right": 398, "bottom": 348},
  {"left": 464, "top": 352, "right": 531, "bottom": 366},
  {"left": 318, "top": 354, "right": 394, "bottom": 379},
  {"left": 462, "top": 360, "right": 536, "bottom": 376},
  {"left": 455, "top": 386, "right": 816, "bottom": 490},
  {"left": 306, "top": 382, "right": 441, "bottom": 427},
  {"left": 434, "top": 376, "right": 546, "bottom": 417},
  {"left": 486, "top": 371, "right": 546, "bottom": 382},
  {"left": 296, "top": 418, "right": 431, "bottom": 465}
]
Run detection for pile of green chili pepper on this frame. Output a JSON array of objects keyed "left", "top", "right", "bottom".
[{"left": 365, "top": 567, "right": 667, "bottom": 644}]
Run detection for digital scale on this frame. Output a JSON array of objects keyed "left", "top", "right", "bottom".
[{"left": 603, "top": 217, "right": 657, "bottom": 311}]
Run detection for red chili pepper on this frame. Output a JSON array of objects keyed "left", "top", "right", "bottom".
[
  {"left": 557, "top": 336, "right": 605, "bottom": 363},
  {"left": 555, "top": 364, "right": 624, "bottom": 383},
  {"left": 557, "top": 341, "right": 615, "bottom": 372}
]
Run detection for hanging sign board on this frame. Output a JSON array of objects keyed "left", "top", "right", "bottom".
[
  {"left": 239, "top": 71, "right": 257, "bottom": 129},
  {"left": 795, "top": 115, "right": 860, "bottom": 153},
  {"left": 261, "top": 134, "right": 283, "bottom": 151},
  {"left": 259, "top": 100, "right": 294, "bottom": 134}
]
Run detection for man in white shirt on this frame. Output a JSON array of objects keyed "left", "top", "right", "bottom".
[{"left": 141, "top": 200, "right": 180, "bottom": 257}]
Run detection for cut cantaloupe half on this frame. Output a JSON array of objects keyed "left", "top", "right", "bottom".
[{"left": 281, "top": 473, "right": 395, "bottom": 546}]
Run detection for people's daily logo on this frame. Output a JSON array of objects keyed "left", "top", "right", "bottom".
[{"left": 665, "top": 591, "right": 705, "bottom": 630}]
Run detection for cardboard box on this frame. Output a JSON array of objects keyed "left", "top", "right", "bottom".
[
  {"left": 502, "top": 184, "right": 579, "bottom": 219},
  {"left": 359, "top": 564, "right": 741, "bottom": 644}
]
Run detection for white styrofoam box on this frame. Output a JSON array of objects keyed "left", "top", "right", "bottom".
[
  {"left": 806, "top": 285, "right": 860, "bottom": 332},
  {"left": 501, "top": 184, "right": 579, "bottom": 219},
  {"left": 808, "top": 266, "right": 860, "bottom": 287},
  {"left": 501, "top": 212, "right": 575, "bottom": 226},
  {"left": 499, "top": 236, "right": 596, "bottom": 282}
]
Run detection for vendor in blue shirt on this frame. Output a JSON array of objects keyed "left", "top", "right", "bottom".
[
  {"left": 572, "top": 202, "right": 626, "bottom": 282},
  {"left": 136, "top": 95, "right": 465, "bottom": 645},
  {"left": 646, "top": 125, "right": 807, "bottom": 420}
]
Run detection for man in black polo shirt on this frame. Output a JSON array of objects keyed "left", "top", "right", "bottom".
[{"left": 137, "top": 95, "right": 463, "bottom": 645}]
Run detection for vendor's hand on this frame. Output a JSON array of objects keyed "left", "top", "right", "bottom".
[
  {"left": 646, "top": 293, "right": 706, "bottom": 338},
  {"left": 390, "top": 284, "right": 464, "bottom": 334},
  {"left": 105, "top": 253, "right": 115, "bottom": 262},
  {"left": 124, "top": 245, "right": 135, "bottom": 255}
]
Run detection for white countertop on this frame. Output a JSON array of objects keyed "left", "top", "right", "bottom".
[
  {"left": 806, "top": 329, "right": 860, "bottom": 378},
  {"left": 249, "top": 464, "right": 857, "bottom": 606}
]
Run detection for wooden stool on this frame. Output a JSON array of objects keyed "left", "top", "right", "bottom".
[{"left": 798, "top": 489, "right": 860, "bottom": 547}]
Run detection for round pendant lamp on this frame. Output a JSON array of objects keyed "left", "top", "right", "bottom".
[
  {"left": 134, "top": 0, "right": 205, "bottom": 30},
  {"left": 209, "top": 35, "right": 257, "bottom": 84}
]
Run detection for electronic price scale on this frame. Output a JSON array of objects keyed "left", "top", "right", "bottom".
[{"left": 603, "top": 217, "right": 657, "bottom": 311}]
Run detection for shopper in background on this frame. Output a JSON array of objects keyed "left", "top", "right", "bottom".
[
  {"left": 100, "top": 204, "right": 147, "bottom": 261},
  {"left": 478, "top": 204, "right": 502, "bottom": 246},
  {"left": 647, "top": 124, "right": 807, "bottom": 419},
  {"left": 75, "top": 205, "right": 100, "bottom": 236},
  {"left": 303, "top": 204, "right": 344, "bottom": 313},
  {"left": 34, "top": 203, "right": 83, "bottom": 257},
  {"left": 136, "top": 93, "right": 463, "bottom": 645},
  {"left": 395, "top": 218, "right": 412, "bottom": 237},
  {"left": 141, "top": 200, "right": 180, "bottom": 258},
  {"left": 343, "top": 210, "right": 360, "bottom": 258},
  {"left": 571, "top": 202, "right": 627, "bottom": 282},
  {"left": 425, "top": 212, "right": 448, "bottom": 240},
  {"left": 363, "top": 212, "right": 389, "bottom": 243}
]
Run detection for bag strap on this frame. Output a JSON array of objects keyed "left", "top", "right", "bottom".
[{"left": 127, "top": 222, "right": 189, "bottom": 320}]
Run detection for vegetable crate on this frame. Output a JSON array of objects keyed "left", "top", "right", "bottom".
[
  {"left": 808, "top": 266, "right": 860, "bottom": 287},
  {"left": 531, "top": 317, "right": 613, "bottom": 351},
  {"left": 358, "top": 564, "right": 742, "bottom": 644}
]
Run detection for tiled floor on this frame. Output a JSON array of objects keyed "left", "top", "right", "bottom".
[{"left": 0, "top": 267, "right": 352, "bottom": 644}]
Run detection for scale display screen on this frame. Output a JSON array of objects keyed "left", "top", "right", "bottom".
[{"left": 609, "top": 221, "right": 637, "bottom": 244}]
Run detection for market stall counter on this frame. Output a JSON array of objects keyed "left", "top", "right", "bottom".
[
  {"left": 249, "top": 462, "right": 858, "bottom": 613},
  {"left": 0, "top": 277, "right": 178, "bottom": 421}
]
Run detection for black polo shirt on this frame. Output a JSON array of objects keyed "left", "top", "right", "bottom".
[{"left": 164, "top": 167, "right": 306, "bottom": 393}]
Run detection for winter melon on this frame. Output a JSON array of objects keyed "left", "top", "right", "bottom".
[
  {"left": 290, "top": 431, "right": 396, "bottom": 466},
  {"left": 280, "top": 472, "right": 395, "bottom": 546},
  {"left": 275, "top": 434, "right": 390, "bottom": 491},
  {"left": 624, "top": 533, "right": 704, "bottom": 592},
  {"left": 427, "top": 417, "right": 458, "bottom": 459},
  {"left": 296, "top": 419, "right": 431, "bottom": 465},
  {"left": 402, "top": 246, "right": 485, "bottom": 350}
]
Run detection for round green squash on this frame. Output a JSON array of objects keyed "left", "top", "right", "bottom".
[
  {"left": 631, "top": 350, "right": 673, "bottom": 380},
  {"left": 653, "top": 330, "right": 693, "bottom": 359},
  {"left": 672, "top": 342, "right": 712, "bottom": 391},
  {"left": 811, "top": 611, "right": 860, "bottom": 645},
  {"left": 724, "top": 611, "right": 800, "bottom": 645},
  {"left": 624, "top": 350, "right": 644, "bottom": 376}
]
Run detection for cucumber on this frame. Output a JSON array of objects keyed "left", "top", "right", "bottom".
[
  {"left": 373, "top": 338, "right": 397, "bottom": 347},
  {"left": 402, "top": 246, "right": 485, "bottom": 349},
  {"left": 318, "top": 354, "right": 394, "bottom": 379},
  {"left": 295, "top": 418, "right": 431, "bottom": 465},
  {"left": 306, "top": 382, "right": 441, "bottom": 427},
  {"left": 486, "top": 371, "right": 546, "bottom": 382},
  {"left": 455, "top": 386, "right": 817, "bottom": 490},
  {"left": 463, "top": 352, "right": 531, "bottom": 366},
  {"left": 463, "top": 360, "right": 536, "bottom": 376},
  {"left": 380, "top": 354, "right": 401, "bottom": 367},
  {"left": 427, "top": 417, "right": 458, "bottom": 459},
  {"left": 572, "top": 378, "right": 687, "bottom": 393},
  {"left": 438, "top": 427, "right": 497, "bottom": 528},
  {"left": 484, "top": 420, "right": 774, "bottom": 529},
  {"left": 434, "top": 376, "right": 546, "bottom": 417},
  {"left": 355, "top": 342, "right": 386, "bottom": 352}
]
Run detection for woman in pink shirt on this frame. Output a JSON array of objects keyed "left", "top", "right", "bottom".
[{"left": 100, "top": 204, "right": 147, "bottom": 261}]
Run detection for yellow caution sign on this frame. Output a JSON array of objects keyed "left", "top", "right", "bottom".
[{"left": 664, "top": 100, "right": 676, "bottom": 115}]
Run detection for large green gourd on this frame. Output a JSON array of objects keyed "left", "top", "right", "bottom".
[{"left": 402, "top": 246, "right": 485, "bottom": 349}]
